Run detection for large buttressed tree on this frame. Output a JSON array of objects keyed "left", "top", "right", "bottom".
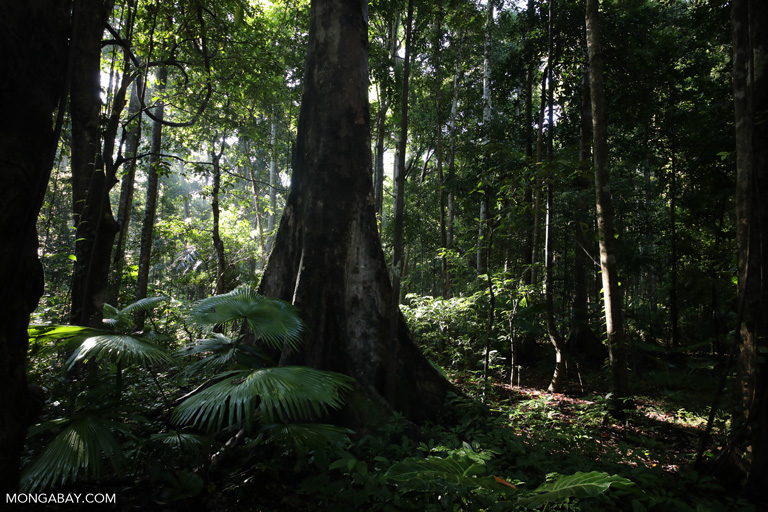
[
  {"left": 0, "top": 0, "right": 68, "bottom": 492},
  {"left": 258, "top": 0, "right": 451, "bottom": 428}
]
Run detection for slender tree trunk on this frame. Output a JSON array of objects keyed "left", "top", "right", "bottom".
[
  {"left": 477, "top": 0, "right": 493, "bottom": 277},
  {"left": 258, "top": 0, "right": 450, "bottom": 429},
  {"left": 249, "top": 166, "right": 268, "bottom": 269},
  {"left": 373, "top": 96, "right": 388, "bottom": 225},
  {"left": 434, "top": 2, "right": 448, "bottom": 298},
  {"left": 570, "top": 65, "right": 601, "bottom": 363},
  {"left": 732, "top": 0, "right": 768, "bottom": 500},
  {"left": 446, "top": 30, "right": 463, "bottom": 253},
  {"left": 544, "top": 0, "right": 565, "bottom": 393},
  {"left": 586, "top": 0, "right": 630, "bottom": 400},
  {"left": 267, "top": 117, "right": 279, "bottom": 253},
  {"left": 70, "top": 0, "right": 120, "bottom": 327},
  {"left": 211, "top": 144, "right": 227, "bottom": 295},
  {"left": 530, "top": 71, "right": 548, "bottom": 287},
  {"left": 388, "top": 0, "right": 414, "bottom": 404},
  {"left": 135, "top": 67, "right": 167, "bottom": 328},
  {"left": 109, "top": 80, "right": 144, "bottom": 305},
  {"left": 0, "top": 0, "right": 68, "bottom": 493},
  {"left": 669, "top": 148, "right": 679, "bottom": 347}
]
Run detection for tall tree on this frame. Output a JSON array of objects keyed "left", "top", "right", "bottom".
[
  {"left": 585, "top": 0, "right": 630, "bottom": 400},
  {"left": 69, "top": 0, "right": 120, "bottom": 326},
  {"left": 109, "top": 80, "right": 144, "bottom": 305},
  {"left": 135, "top": 66, "right": 168, "bottom": 329},
  {"left": 731, "top": 0, "right": 768, "bottom": 500},
  {"left": 477, "top": 0, "right": 494, "bottom": 276},
  {"left": 258, "top": 0, "right": 451, "bottom": 428},
  {"left": 0, "top": 0, "right": 68, "bottom": 492}
]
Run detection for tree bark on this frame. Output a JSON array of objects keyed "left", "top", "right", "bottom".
[
  {"left": 267, "top": 116, "right": 279, "bottom": 253},
  {"left": 211, "top": 143, "right": 228, "bottom": 296},
  {"left": 135, "top": 66, "right": 167, "bottom": 328},
  {"left": 434, "top": 1, "right": 448, "bottom": 298},
  {"left": 569, "top": 64, "right": 602, "bottom": 365},
  {"left": 586, "top": 0, "right": 630, "bottom": 400},
  {"left": 109, "top": 80, "right": 144, "bottom": 305},
  {"left": 544, "top": 0, "right": 565, "bottom": 393},
  {"left": 732, "top": 0, "right": 768, "bottom": 500},
  {"left": 391, "top": 0, "right": 414, "bottom": 320},
  {"left": 69, "top": 0, "right": 120, "bottom": 327},
  {"left": 477, "top": 0, "right": 493, "bottom": 277},
  {"left": 258, "top": 0, "right": 451, "bottom": 429},
  {"left": 0, "top": 0, "right": 68, "bottom": 493}
]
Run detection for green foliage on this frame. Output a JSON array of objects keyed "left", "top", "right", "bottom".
[
  {"left": 171, "top": 366, "right": 353, "bottom": 431},
  {"left": 24, "top": 289, "right": 353, "bottom": 494},
  {"left": 22, "top": 416, "right": 127, "bottom": 492},
  {"left": 189, "top": 285, "right": 304, "bottom": 352},
  {"left": 384, "top": 441, "right": 514, "bottom": 492},
  {"left": 515, "top": 471, "right": 636, "bottom": 509}
]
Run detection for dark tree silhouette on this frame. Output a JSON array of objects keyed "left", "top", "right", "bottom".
[{"left": 0, "top": 0, "right": 68, "bottom": 493}]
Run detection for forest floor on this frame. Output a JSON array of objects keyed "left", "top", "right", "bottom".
[{"left": 20, "top": 362, "right": 751, "bottom": 511}]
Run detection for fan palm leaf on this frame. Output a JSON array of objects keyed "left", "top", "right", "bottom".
[
  {"left": 28, "top": 325, "right": 101, "bottom": 355},
  {"left": 102, "top": 296, "right": 169, "bottom": 331},
  {"left": 21, "top": 416, "right": 126, "bottom": 492},
  {"left": 171, "top": 366, "right": 354, "bottom": 432},
  {"left": 176, "top": 333, "right": 270, "bottom": 375},
  {"left": 189, "top": 286, "right": 303, "bottom": 351},
  {"left": 66, "top": 334, "right": 175, "bottom": 370}
]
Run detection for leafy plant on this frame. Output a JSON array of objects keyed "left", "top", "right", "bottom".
[{"left": 174, "top": 285, "right": 354, "bottom": 438}]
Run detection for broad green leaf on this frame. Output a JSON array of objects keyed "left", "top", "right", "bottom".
[{"left": 516, "top": 471, "right": 636, "bottom": 508}]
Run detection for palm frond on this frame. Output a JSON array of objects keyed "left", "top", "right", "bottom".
[
  {"left": 28, "top": 325, "right": 101, "bottom": 355},
  {"left": 150, "top": 431, "right": 210, "bottom": 455},
  {"left": 65, "top": 334, "right": 175, "bottom": 370},
  {"left": 119, "top": 296, "right": 170, "bottom": 317},
  {"left": 189, "top": 286, "right": 304, "bottom": 351},
  {"left": 102, "top": 296, "right": 169, "bottom": 331},
  {"left": 176, "top": 333, "right": 270, "bottom": 375},
  {"left": 21, "top": 416, "right": 126, "bottom": 492},
  {"left": 171, "top": 367, "right": 354, "bottom": 432}
]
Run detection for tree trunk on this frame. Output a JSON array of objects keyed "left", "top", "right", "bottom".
[
  {"left": 267, "top": 117, "right": 279, "bottom": 253},
  {"left": 586, "top": 0, "right": 630, "bottom": 400},
  {"left": 732, "top": 0, "right": 768, "bottom": 500},
  {"left": 211, "top": 144, "right": 228, "bottom": 296},
  {"left": 477, "top": 0, "right": 493, "bottom": 277},
  {"left": 109, "top": 80, "right": 144, "bottom": 305},
  {"left": 669, "top": 148, "right": 679, "bottom": 347},
  {"left": 446, "top": 30, "right": 463, "bottom": 253},
  {"left": 70, "top": 0, "right": 120, "bottom": 327},
  {"left": 258, "top": 0, "right": 450, "bottom": 429},
  {"left": 0, "top": 0, "right": 68, "bottom": 493},
  {"left": 373, "top": 97, "right": 388, "bottom": 226},
  {"left": 544, "top": 0, "right": 565, "bottom": 393},
  {"left": 569, "top": 64, "right": 602, "bottom": 364},
  {"left": 135, "top": 67, "right": 167, "bottom": 328},
  {"left": 434, "top": 1, "right": 448, "bottom": 298}
]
